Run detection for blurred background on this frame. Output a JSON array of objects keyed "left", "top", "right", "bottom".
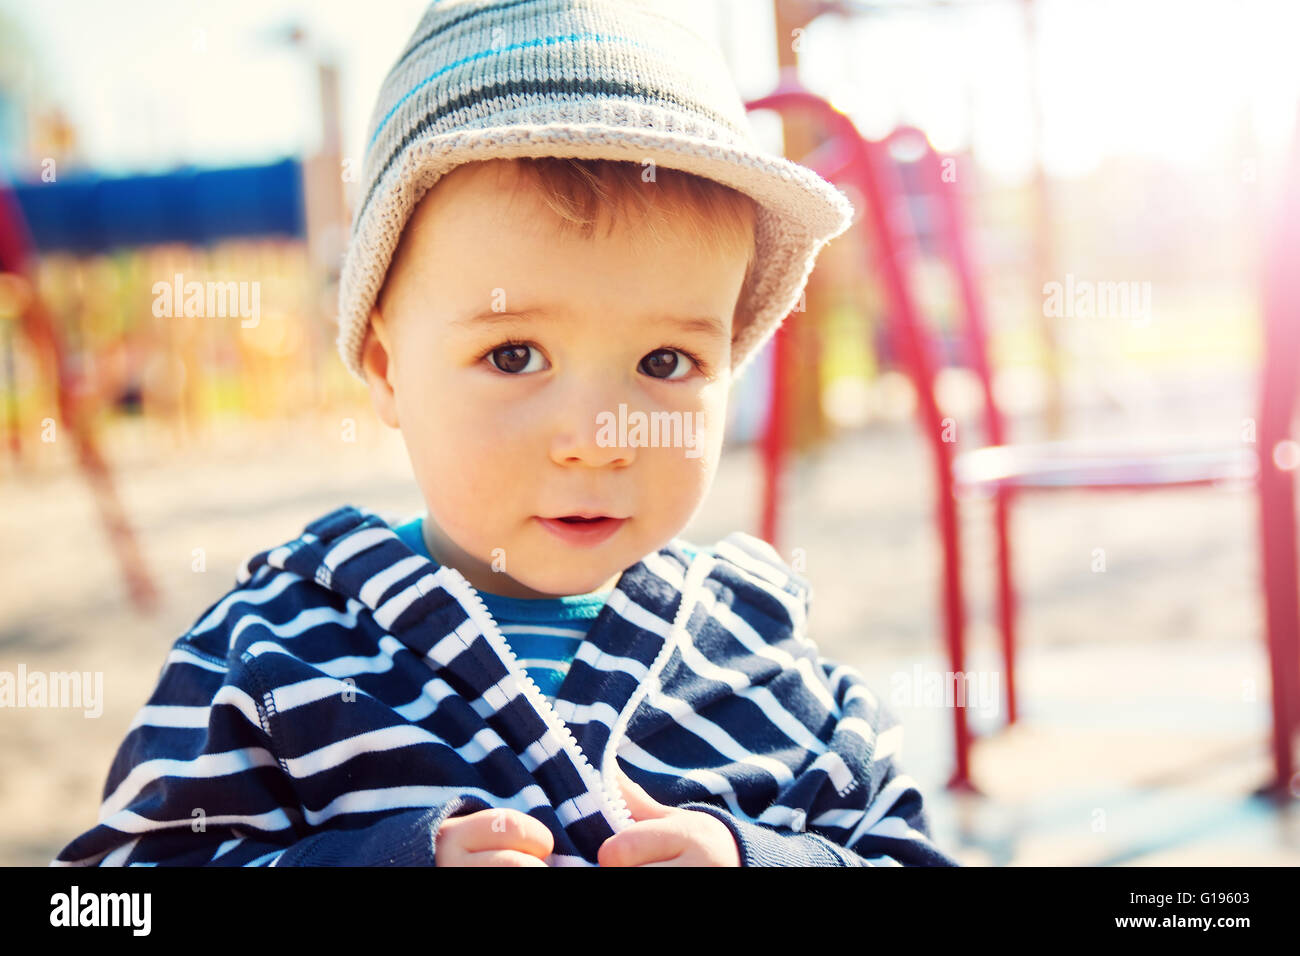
[{"left": 2, "top": 0, "right": 1298, "bottom": 866}]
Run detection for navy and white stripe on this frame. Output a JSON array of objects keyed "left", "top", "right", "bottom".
[
  {"left": 392, "top": 514, "right": 609, "bottom": 703},
  {"left": 52, "top": 504, "right": 959, "bottom": 867}
]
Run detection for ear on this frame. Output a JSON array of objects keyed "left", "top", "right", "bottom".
[{"left": 361, "top": 305, "right": 399, "bottom": 429}]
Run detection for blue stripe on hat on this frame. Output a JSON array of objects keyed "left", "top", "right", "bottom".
[{"left": 368, "top": 32, "right": 645, "bottom": 152}]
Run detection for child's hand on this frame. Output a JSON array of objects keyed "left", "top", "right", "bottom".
[
  {"left": 435, "top": 807, "right": 554, "bottom": 866},
  {"left": 597, "top": 767, "right": 741, "bottom": 867}
]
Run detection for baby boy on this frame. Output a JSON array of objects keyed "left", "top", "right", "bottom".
[{"left": 54, "top": 0, "right": 959, "bottom": 867}]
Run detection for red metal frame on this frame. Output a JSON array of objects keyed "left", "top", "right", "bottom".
[
  {"left": 746, "top": 80, "right": 1299, "bottom": 797},
  {"left": 885, "top": 126, "right": 1020, "bottom": 732},
  {"left": 906, "top": 122, "right": 1299, "bottom": 799},
  {"left": 747, "top": 85, "right": 976, "bottom": 790},
  {"left": 1256, "top": 140, "right": 1300, "bottom": 788}
]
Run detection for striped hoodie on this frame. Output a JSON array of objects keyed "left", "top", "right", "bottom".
[{"left": 53, "top": 504, "right": 960, "bottom": 867}]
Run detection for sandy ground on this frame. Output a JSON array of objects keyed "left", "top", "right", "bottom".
[{"left": 2, "top": 373, "right": 1297, "bottom": 866}]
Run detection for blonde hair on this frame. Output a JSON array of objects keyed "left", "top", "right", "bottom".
[
  {"left": 509, "top": 157, "right": 759, "bottom": 326},
  {"left": 376, "top": 157, "right": 759, "bottom": 339}
]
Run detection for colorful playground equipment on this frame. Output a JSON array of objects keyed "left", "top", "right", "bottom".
[
  {"left": 746, "top": 79, "right": 1299, "bottom": 799},
  {"left": 0, "top": 160, "right": 307, "bottom": 613}
]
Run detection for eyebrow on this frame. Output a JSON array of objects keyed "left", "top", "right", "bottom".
[{"left": 453, "top": 308, "right": 729, "bottom": 341}]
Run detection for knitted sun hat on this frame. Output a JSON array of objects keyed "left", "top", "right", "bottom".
[{"left": 336, "top": 0, "right": 855, "bottom": 383}]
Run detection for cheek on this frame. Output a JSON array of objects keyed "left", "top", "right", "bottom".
[
  {"left": 396, "top": 377, "right": 537, "bottom": 510},
  {"left": 642, "top": 400, "right": 725, "bottom": 508},
  {"left": 693, "top": 390, "right": 729, "bottom": 455}
]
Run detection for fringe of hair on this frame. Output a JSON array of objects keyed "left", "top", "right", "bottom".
[{"left": 511, "top": 157, "right": 758, "bottom": 313}]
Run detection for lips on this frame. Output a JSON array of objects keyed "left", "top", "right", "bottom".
[{"left": 537, "top": 514, "right": 627, "bottom": 547}]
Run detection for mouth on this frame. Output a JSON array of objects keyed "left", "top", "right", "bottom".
[{"left": 536, "top": 514, "right": 628, "bottom": 547}]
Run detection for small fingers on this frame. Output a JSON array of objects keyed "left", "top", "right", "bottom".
[
  {"left": 460, "top": 808, "right": 555, "bottom": 857},
  {"left": 597, "top": 819, "right": 686, "bottom": 867}
]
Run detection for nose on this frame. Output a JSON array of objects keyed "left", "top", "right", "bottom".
[{"left": 547, "top": 381, "right": 636, "bottom": 469}]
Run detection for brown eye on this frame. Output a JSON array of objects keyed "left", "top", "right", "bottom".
[
  {"left": 640, "top": 348, "right": 692, "bottom": 380},
  {"left": 489, "top": 344, "right": 545, "bottom": 374}
]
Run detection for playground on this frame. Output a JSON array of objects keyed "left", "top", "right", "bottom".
[{"left": 1, "top": 0, "right": 1298, "bottom": 868}]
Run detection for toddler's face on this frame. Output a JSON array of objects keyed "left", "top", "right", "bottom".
[{"left": 362, "top": 159, "right": 752, "bottom": 598}]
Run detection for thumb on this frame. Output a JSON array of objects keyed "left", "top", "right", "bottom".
[{"left": 613, "top": 765, "right": 669, "bottom": 821}]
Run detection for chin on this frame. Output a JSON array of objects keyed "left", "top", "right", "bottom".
[{"left": 513, "top": 560, "right": 622, "bottom": 597}]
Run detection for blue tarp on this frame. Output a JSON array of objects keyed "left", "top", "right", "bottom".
[{"left": 10, "top": 159, "right": 304, "bottom": 253}]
